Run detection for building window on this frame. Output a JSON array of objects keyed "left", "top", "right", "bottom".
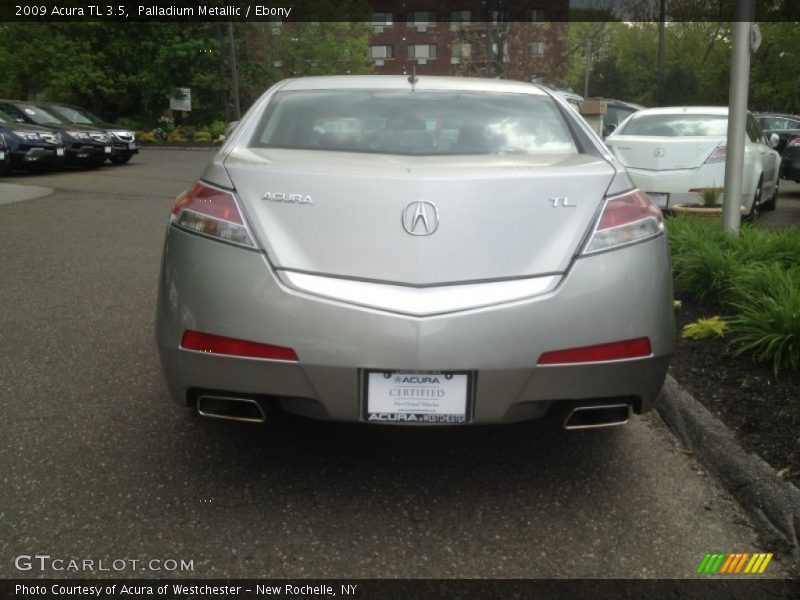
[
  {"left": 531, "top": 42, "right": 547, "bottom": 56},
  {"left": 530, "top": 9, "right": 546, "bottom": 22},
  {"left": 369, "top": 12, "right": 393, "bottom": 27},
  {"left": 450, "top": 43, "right": 472, "bottom": 59},
  {"left": 407, "top": 11, "right": 436, "bottom": 27},
  {"left": 492, "top": 41, "right": 510, "bottom": 62},
  {"left": 408, "top": 44, "right": 437, "bottom": 59},
  {"left": 370, "top": 45, "right": 394, "bottom": 59}
]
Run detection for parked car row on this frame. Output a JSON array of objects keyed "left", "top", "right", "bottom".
[{"left": 0, "top": 99, "right": 138, "bottom": 174}]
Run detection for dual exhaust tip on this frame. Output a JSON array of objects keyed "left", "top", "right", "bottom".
[
  {"left": 563, "top": 403, "right": 631, "bottom": 430},
  {"left": 196, "top": 395, "right": 631, "bottom": 429},
  {"left": 197, "top": 395, "right": 266, "bottom": 424}
]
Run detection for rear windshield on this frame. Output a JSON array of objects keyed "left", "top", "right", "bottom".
[
  {"left": 619, "top": 114, "right": 728, "bottom": 137},
  {"left": 251, "top": 89, "right": 577, "bottom": 155}
]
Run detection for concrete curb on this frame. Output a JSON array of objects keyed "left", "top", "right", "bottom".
[{"left": 657, "top": 374, "right": 800, "bottom": 568}]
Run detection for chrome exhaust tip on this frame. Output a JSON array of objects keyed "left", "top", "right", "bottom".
[
  {"left": 564, "top": 403, "right": 631, "bottom": 430},
  {"left": 197, "top": 395, "right": 266, "bottom": 424}
]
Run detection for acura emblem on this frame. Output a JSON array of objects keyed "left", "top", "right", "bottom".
[
  {"left": 402, "top": 201, "right": 439, "bottom": 236},
  {"left": 653, "top": 147, "right": 665, "bottom": 158}
]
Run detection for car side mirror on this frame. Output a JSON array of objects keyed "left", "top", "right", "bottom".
[
  {"left": 224, "top": 121, "right": 239, "bottom": 138},
  {"left": 769, "top": 133, "right": 779, "bottom": 148}
]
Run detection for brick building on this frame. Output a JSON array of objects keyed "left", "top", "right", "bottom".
[{"left": 366, "top": 2, "right": 570, "bottom": 84}]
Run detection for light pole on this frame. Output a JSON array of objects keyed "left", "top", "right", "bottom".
[
  {"left": 227, "top": 20, "right": 241, "bottom": 121},
  {"left": 722, "top": 0, "right": 756, "bottom": 235}
]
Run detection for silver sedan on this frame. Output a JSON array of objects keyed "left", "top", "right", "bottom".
[{"left": 156, "top": 76, "right": 673, "bottom": 429}]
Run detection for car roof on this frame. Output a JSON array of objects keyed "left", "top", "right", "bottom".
[
  {"left": 278, "top": 75, "right": 548, "bottom": 96},
  {"left": 590, "top": 98, "right": 645, "bottom": 111},
  {"left": 631, "top": 106, "right": 731, "bottom": 116},
  {"left": 755, "top": 112, "right": 800, "bottom": 119}
]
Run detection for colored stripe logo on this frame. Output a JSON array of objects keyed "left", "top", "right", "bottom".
[{"left": 696, "top": 552, "right": 773, "bottom": 574}]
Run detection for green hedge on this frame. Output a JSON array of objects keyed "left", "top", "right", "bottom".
[{"left": 667, "top": 216, "right": 800, "bottom": 373}]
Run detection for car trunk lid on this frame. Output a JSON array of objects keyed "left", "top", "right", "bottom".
[{"left": 224, "top": 148, "right": 615, "bottom": 286}]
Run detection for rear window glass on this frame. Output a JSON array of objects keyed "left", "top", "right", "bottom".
[
  {"left": 251, "top": 89, "right": 577, "bottom": 155},
  {"left": 619, "top": 114, "right": 728, "bottom": 137}
]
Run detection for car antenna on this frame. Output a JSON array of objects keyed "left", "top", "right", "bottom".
[{"left": 408, "top": 66, "right": 418, "bottom": 91}]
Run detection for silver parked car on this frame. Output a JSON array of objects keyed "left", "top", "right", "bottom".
[{"left": 156, "top": 76, "right": 673, "bottom": 429}]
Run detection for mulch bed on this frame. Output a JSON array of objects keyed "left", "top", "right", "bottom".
[{"left": 669, "top": 301, "right": 800, "bottom": 489}]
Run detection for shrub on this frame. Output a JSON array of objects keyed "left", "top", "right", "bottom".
[
  {"left": 727, "top": 265, "right": 800, "bottom": 373},
  {"left": 137, "top": 131, "right": 157, "bottom": 143},
  {"left": 193, "top": 131, "right": 212, "bottom": 142},
  {"left": 117, "top": 116, "right": 154, "bottom": 131},
  {"left": 209, "top": 120, "right": 227, "bottom": 138},
  {"left": 682, "top": 316, "right": 728, "bottom": 339},
  {"left": 167, "top": 130, "right": 187, "bottom": 143}
]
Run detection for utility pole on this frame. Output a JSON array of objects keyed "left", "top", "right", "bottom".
[
  {"left": 227, "top": 20, "right": 241, "bottom": 120},
  {"left": 722, "top": 0, "right": 756, "bottom": 235},
  {"left": 657, "top": 0, "right": 666, "bottom": 102},
  {"left": 583, "top": 39, "right": 592, "bottom": 98}
]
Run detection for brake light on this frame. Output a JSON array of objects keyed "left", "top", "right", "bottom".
[
  {"left": 181, "top": 330, "right": 298, "bottom": 361},
  {"left": 583, "top": 188, "right": 663, "bottom": 254},
  {"left": 788, "top": 137, "right": 800, "bottom": 148},
  {"left": 171, "top": 181, "right": 256, "bottom": 248},
  {"left": 538, "top": 338, "right": 651, "bottom": 365},
  {"left": 705, "top": 144, "right": 727, "bottom": 163}
]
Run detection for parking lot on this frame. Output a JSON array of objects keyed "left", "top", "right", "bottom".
[{"left": 0, "top": 149, "right": 796, "bottom": 579}]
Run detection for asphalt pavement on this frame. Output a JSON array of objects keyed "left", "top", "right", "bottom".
[{"left": 0, "top": 150, "right": 796, "bottom": 579}]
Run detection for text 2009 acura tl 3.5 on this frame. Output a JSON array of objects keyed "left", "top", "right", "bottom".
[{"left": 156, "top": 76, "right": 673, "bottom": 430}]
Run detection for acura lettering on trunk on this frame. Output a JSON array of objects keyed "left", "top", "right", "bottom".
[{"left": 156, "top": 75, "right": 673, "bottom": 432}]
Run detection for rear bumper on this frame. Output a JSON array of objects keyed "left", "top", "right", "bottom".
[
  {"left": 156, "top": 228, "right": 674, "bottom": 424},
  {"left": 626, "top": 163, "right": 749, "bottom": 210}
]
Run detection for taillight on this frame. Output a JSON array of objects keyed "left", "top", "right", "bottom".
[
  {"left": 788, "top": 137, "right": 800, "bottom": 148},
  {"left": 582, "top": 188, "right": 664, "bottom": 254},
  {"left": 181, "top": 330, "right": 298, "bottom": 361},
  {"left": 538, "top": 337, "right": 651, "bottom": 365},
  {"left": 705, "top": 144, "right": 726, "bottom": 163},
  {"left": 171, "top": 181, "right": 256, "bottom": 248}
]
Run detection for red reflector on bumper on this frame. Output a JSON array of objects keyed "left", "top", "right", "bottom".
[
  {"left": 538, "top": 337, "right": 651, "bottom": 365},
  {"left": 181, "top": 330, "right": 299, "bottom": 361}
]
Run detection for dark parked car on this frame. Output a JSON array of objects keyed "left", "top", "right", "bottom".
[
  {"left": 0, "top": 108, "right": 65, "bottom": 171},
  {"left": 0, "top": 131, "right": 10, "bottom": 175},
  {"left": 755, "top": 113, "right": 800, "bottom": 154},
  {"left": 780, "top": 136, "right": 800, "bottom": 182},
  {"left": 0, "top": 101, "right": 111, "bottom": 168},
  {"left": 43, "top": 102, "right": 138, "bottom": 165}
]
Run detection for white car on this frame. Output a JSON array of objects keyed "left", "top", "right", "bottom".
[{"left": 606, "top": 106, "right": 780, "bottom": 215}]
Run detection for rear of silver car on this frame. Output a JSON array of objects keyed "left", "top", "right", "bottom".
[{"left": 156, "top": 76, "right": 673, "bottom": 428}]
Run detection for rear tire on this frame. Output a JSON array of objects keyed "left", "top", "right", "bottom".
[
  {"left": 748, "top": 177, "right": 763, "bottom": 219},
  {"left": 761, "top": 178, "right": 778, "bottom": 212}
]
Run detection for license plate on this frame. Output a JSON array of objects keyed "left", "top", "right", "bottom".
[
  {"left": 128, "top": 142, "right": 137, "bottom": 150},
  {"left": 104, "top": 146, "right": 112, "bottom": 154},
  {"left": 56, "top": 148, "right": 64, "bottom": 157},
  {"left": 647, "top": 192, "right": 669, "bottom": 208},
  {"left": 363, "top": 370, "right": 472, "bottom": 424}
]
